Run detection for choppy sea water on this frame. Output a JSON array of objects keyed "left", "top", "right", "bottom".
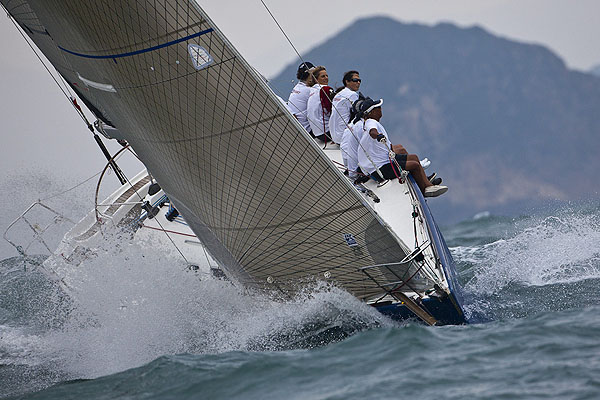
[{"left": 2, "top": 202, "right": 600, "bottom": 399}]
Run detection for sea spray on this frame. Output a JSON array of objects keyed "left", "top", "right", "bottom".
[
  {"left": 466, "top": 215, "right": 600, "bottom": 288},
  {"left": 1, "top": 230, "right": 391, "bottom": 396},
  {"left": 451, "top": 208, "right": 600, "bottom": 320},
  {"left": 48, "top": 239, "right": 390, "bottom": 378}
]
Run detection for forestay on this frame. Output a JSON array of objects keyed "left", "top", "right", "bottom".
[{"left": 3, "top": 0, "right": 431, "bottom": 299}]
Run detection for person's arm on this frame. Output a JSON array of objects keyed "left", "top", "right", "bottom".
[{"left": 369, "top": 128, "right": 388, "bottom": 144}]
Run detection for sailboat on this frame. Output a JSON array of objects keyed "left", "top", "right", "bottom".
[{"left": 2, "top": 0, "right": 467, "bottom": 325}]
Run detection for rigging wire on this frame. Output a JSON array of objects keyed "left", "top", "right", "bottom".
[
  {"left": 41, "top": 171, "right": 102, "bottom": 202},
  {"left": 2, "top": 4, "right": 90, "bottom": 128},
  {"left": 259, "top": 0, "right": 305, "bottom": 67},
  {"left": 3, "top": 2, "right": 127, "bottom": 183}
]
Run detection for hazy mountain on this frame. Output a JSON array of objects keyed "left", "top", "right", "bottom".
[
  {"left": 591, "top": 65, "right": 600, "bottom": 77},
  {"left": 270, "top": 17, "right": 600, "bottom": 223}
]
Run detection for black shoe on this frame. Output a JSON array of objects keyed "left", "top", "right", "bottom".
[
  {"left": 431, "top": 177, "right": 442, "bottom": 185},
  {"left": 427, "top": 172, "right": 437, "bottom": 182},
  {"left": 354, "top": 175, "right": 371, "bottom": 184}
]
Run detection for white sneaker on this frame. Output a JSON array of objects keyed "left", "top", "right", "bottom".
[
  {"left": 424, "top": 185, "right": 448, "bottom": 197},
  {"left": 420, "top": 158, "right": 431, "bottom": 169}
]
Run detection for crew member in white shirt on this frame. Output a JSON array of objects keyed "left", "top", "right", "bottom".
[
  {"left": 330, "top": 70, "right": 361, "bottom": 144},
  {"left": 287, "top": 61, "right": 315, "bottom": 135},
  {"left": 340, "top": 98, "right": 366, "bottom": 179},
  {"left": 357, "top": 98, "right": 448, "bottom": 197},
  {"left": 306, "top": 66, "right": 334, "bottom": 143}
]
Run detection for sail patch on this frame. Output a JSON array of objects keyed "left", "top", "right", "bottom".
[
  {"left": 188, "top": 44, "right": 213, "bottom": 70},
  {"left": 343, "top": 233, "right": 359, "bottom": 247},
  {"left": 77, "top": 73, "right": 116, "bottom": 93}
]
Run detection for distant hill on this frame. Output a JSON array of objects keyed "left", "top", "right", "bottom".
[
  {"left": 591, "top": 65, "right": 600, "bottom": 77},
  {"left": 270, "top": 16, "right": 600, "bottom": 223}
]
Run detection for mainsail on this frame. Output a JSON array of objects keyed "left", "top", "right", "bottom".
[{"left": 4, "top": 0, "right": 428, "bottom": 299}]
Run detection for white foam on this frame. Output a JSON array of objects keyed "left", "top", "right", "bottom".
[
  {"left": 26, "top": 233, "right": 389, "bottom": 380},
  {"left": 473, "top": 211, "right": 491, "bottom": 220},
  {"left": 0, "top": 325, "right": 46, "bottom": 367},
  {"left": 463, "top": 214, "right": 600, "bottom": 294}
]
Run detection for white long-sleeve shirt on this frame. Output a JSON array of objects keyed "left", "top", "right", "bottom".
[
  {"left": 307, "top": 84, "right": 330, "bottom": 137},
  {"left": 287, "top": 81, "right": 312, "bottom": 132},
  {"left": 329, "top": 87, "right": 359, "bottom": 143},
  {"left": 340, "top": 119, "right": 365, "bottom": 174}
]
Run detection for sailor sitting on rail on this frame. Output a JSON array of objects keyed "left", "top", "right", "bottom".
[
  {"left": 357, "top": 98, "right": 448, "bottom": 197},
  {"left": 287, "top": 61, "right": 315, "bottom": 136},
  {"left": 330, "top": 70, "right": 361, "bottom": 150},
  {"left": 306, "top": 66, "right": 335, "bottom": 143},
  {"left": 340, "top": 97, "right": 367, "bottom": 180}
]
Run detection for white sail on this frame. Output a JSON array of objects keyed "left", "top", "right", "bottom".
[{"left": 3, "top": 0, "right": 449, "bottom": 305}]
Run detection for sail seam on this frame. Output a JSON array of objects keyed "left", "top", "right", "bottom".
[
  {"left": 206, "top": 205, "right": 364, "bottom": 232},
  {"left": 58, "top": 28, "right": 214, "bottom": 60},
  {"left": 138, "top": 114, "right": 284, "bottom": 144}
]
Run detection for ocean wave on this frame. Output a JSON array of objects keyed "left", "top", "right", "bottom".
[
  {"left": 446, "top": 209, "right": 600, "bottom": 321},
  {"left": 464, "top": 214, "right": 600, "bottom": 293},
  {"left": 0, "top": 234, "right": 391, "bottom": 394}
]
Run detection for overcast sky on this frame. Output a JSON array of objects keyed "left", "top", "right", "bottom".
[
  {"left": 201, "top": 0, "right": 600, "bottom": 76},
  {"left": 0, "top": 0, "right": 598, "bottom": 186}
]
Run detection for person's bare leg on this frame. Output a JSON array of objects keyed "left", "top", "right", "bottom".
[
  {"left": 392, "top": 144, "right": 409, "bottom": 155},
  {"left": 404, "top": 160, "right": 431, "bottom": 192}
]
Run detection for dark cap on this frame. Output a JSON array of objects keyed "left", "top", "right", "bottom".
[
  {"left": 351, "top": 97, "right": 365, "bottom": 123},
  {"left": 296, "top": 61, "right": 315, "bottom": 80},
  {"left": 360, "top": 97, "right": 383, "bottom": 115}
]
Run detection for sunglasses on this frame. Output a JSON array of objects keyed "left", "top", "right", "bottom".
[{"left": 350, "top": 78, "right": 361, "bottom": 83}]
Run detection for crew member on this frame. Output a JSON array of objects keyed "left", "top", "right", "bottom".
[
  {"left": 330, "top": 70, "right": 361, "bottom": 144},
  {"left": 357, "top": 98, "right": 448, "bottom": 197},
  {"left": 288, "top": 62, "right": 315, "bottom": 135},
  {"left": 307, "top": 66, "right": 335, "bottom": 143}
]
